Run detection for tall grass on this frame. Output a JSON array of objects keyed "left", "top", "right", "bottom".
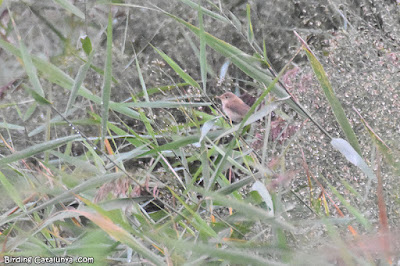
[{"left": 0, "top": 1, "right": 397, "bottom": 265}]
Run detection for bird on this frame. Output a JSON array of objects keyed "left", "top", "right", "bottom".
[{"left": 217, "top": 92, "right": 250, "bottom": 122}]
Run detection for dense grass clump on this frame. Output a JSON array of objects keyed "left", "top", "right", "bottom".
[{"left": 0, "top": 1, "right": 399, "bottom": 265}]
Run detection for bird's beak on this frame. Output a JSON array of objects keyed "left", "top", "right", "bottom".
[{"left": 216, "top": 95, "right": 222, "bottom": 99}]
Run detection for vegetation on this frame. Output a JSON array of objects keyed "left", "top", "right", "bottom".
[{"left": 0, "top": 0, "right": 399, "bottom": 265}]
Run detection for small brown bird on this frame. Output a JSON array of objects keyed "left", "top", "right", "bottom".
[{"left": 217, "top": 92, "right": 250, "bottom": 122}]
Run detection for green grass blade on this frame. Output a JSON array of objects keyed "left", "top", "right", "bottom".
[
  {"left": 65, "top": 49, "right": 95, "bottom": 114},
  {"left": 138, "top": 129, "right": 225, "bottom": 158},
  {"left": 177, "top": 0, "right": 229, "bottom": 23},
  {"left": 19, "top": 40, "right": 44, "bottom": 96},
  {"left": 24, "top": 86, "right": 52, "bottom": 105},
  {"left": 77, "top": 54, "right": 119, "bottom": 83},
  {"left": 216, "top": 176, "right": 253, "bottom": 195},
  {"left": 134, "top": 82, "right": 188, "bottom": 98},
  {"left": 198, "top": 4, "right": 207, "bottom": 93},
  {"left": 122, "top": 101, "right": 211, "bottom": 108},
  {"left": 50, "top": 150, "right": 101, "bottom": 174},
  {"left": 323, "top": 175, "right": 372, "bottom": 230},
  {"left": 53, "top": 0, "right": 85, "bottom": 19},
  {"left": 0, "top": 135, "right": 80, "bottom": 166},
  {"left": 355, "top": 107, "right": 400, "bottom": 174},
  {"left": 200, "top": 189, "right": 295, "bottom": 230},
  {"left": 228, "top": 10, "right": 242, "bottom": 30},
  {"left": 246, "top": 4, "right": 254, "bottom": 44},
  {"left": 297, "top": 33, "right": 361, "bottom": 154},
  {"left": 0, "top": 122, "right": 24, "bottom": 131},
  {"left": 28, "top": 110, "right": 89, "bottom": 137},
  {"left": 22, "top": 102, "right": 37, "bottom": 122},
  {"left": 138, "top": 108, "right": 157, "bottom": 142},
  {"left": 168, "top": 187, "right": 217, "bottom": 237},
  {"left": 133, "top": 57, "right": 147, "bottom": 101},
  {"left": 209, "top": 142, "right": 252, "bottom": 175},
  {"left": 0, "top": 171, "right": 25, "bottom": 211},
  {"left": 134, "top": 51, "right": 153, "bottom": 117},
  {"left": 101, "top": 10, "right": 113, "bottom": 149},
  {"left": 263, "top": 40, "right": 269, "bottom": 64},
  {"left": 9, "top": 5, "right": 43, "bottom": 96},
  {"left": 152, "top": 45, "right": 201, "bottom": 90}
]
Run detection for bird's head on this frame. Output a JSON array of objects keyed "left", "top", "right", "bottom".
[{"left": 217, "top": 92, "right": 238, "bottom": 104}]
